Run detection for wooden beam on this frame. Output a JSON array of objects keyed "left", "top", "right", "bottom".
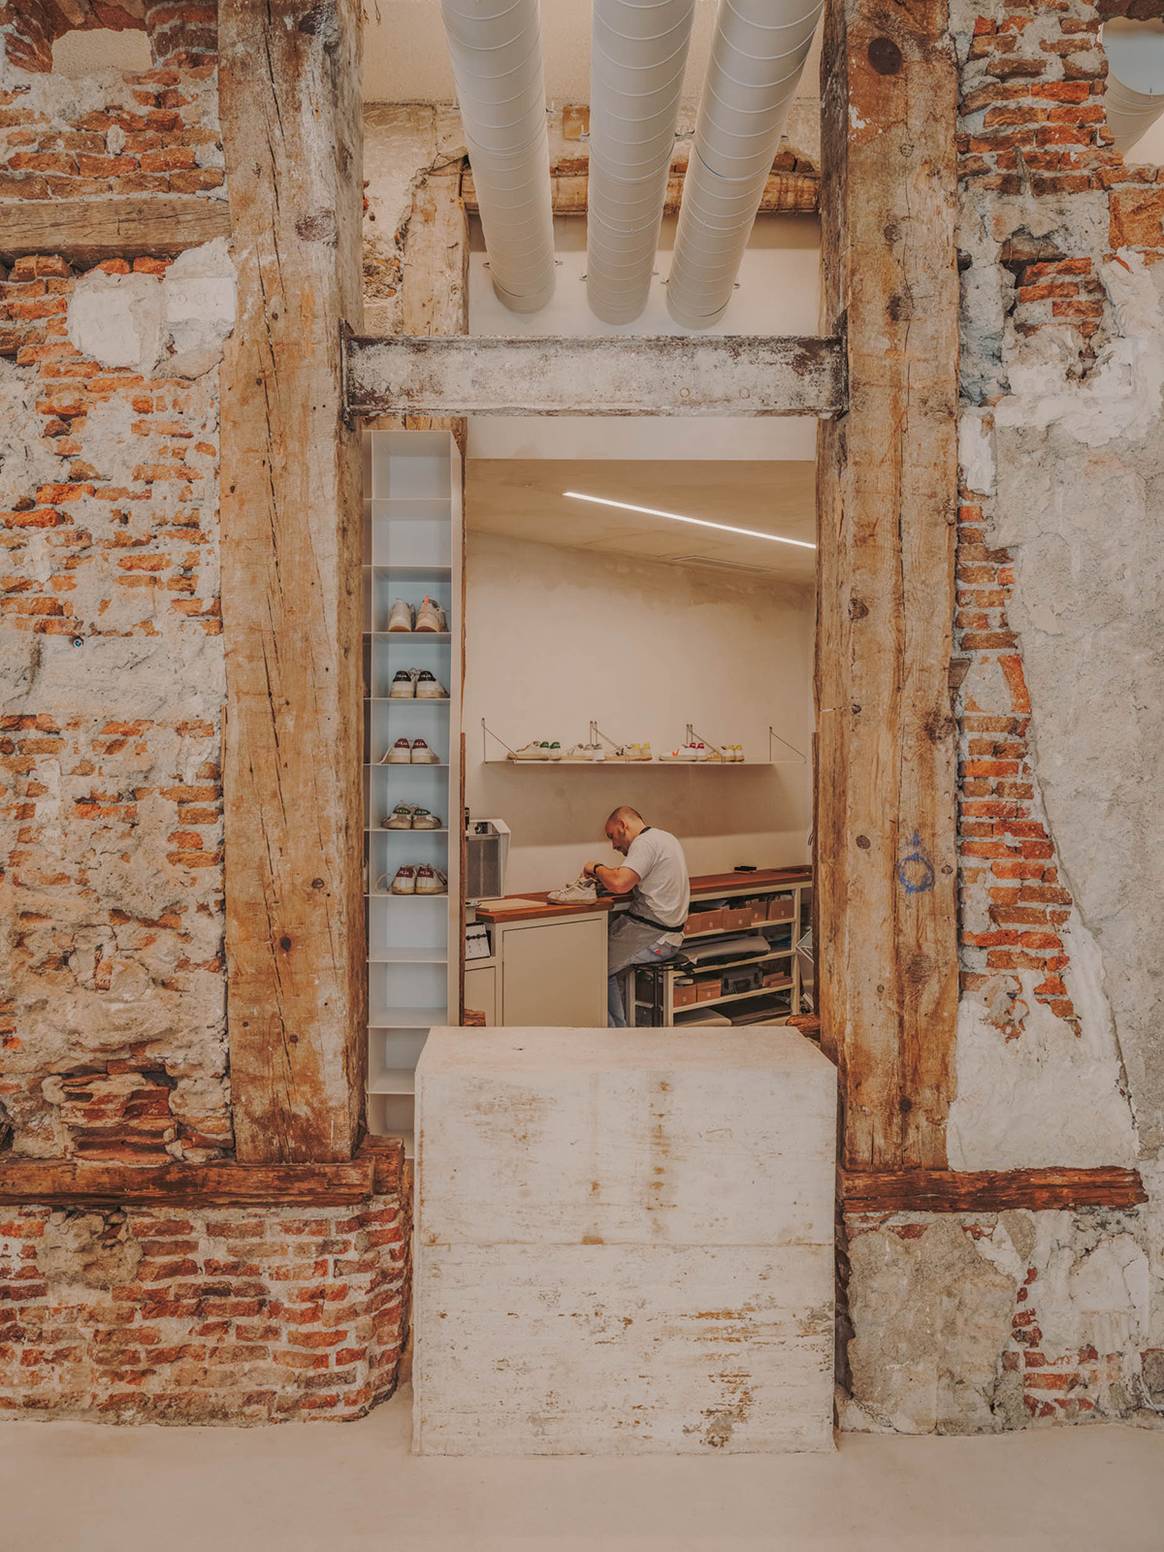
[
  {"left": 218, "top": 0, "right": 366, "bottom": 1163},
  {"left": 0, "top": 1139, "right": 405, "bottom": 1208},
  {"left": 816, "top": 0, "right": 961, "bottom": 1170},
  {"left": 842, "top": 1167, "right": 1147, "bottom": 1214},
  {"left": 0, "top": 195, "right": 232, "bottom": 263},
  {"left": 345, "top": 334, "right": 845, "bottom": 419},
  {"left": 462, "top": 165, "right": 820, "bottom": 218}
]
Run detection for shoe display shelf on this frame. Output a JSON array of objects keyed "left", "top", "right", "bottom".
[
  {"left": 363, "top": 429, "right": 463, "bottom": 1157},
  {"left": 481, "top": 721, "right": 806, "bottom": 767},
  {"left": 627, "top": 870, "right": 813, "bottom": 1029}
]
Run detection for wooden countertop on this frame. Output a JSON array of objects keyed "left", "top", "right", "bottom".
[
  {"left": 474, "top": 892, "right": 616, "bottom": 924},
  {"left": 474, "top": 867, "right": 811, "bottom": 925}
]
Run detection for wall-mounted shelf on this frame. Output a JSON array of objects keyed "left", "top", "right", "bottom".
[{"left": 480, "top": 717, "right": 805, "bottom": 767}]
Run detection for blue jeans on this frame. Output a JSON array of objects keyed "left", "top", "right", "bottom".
[{"left": 607, "top": 916, "right": 679, "bottom": 1027}]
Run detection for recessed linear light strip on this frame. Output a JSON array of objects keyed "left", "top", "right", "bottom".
[{"left": 562, "top": 491, "right": 817, "bottom": 550}]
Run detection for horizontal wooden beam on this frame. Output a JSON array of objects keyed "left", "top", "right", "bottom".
[
  {"left": 0, "top": 195, "right": 232, "bottom": 263},
  {"left": 0, "top": 1138, "right": 404, "bottom": 1208},
  {"left": 345, "top": 334, "right": 845, "bottom": 419},
  {"left": 462, "top": 165, "right": 820, "bottom": 218},
  {"left": 841, "top": 1167, "right": 1147, "bottom": 1215}
]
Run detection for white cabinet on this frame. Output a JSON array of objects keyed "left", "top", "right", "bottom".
[
  {"left": 496, "top": 914, "right": 608, "bottom": 1027},
  {"left": 364, "top": 430, "right": 463, "bottom": 1156},
  {"left": 463, "top": 963, "right": 498, "bottom": 1025}
]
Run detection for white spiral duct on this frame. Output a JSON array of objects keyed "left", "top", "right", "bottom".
[
  {"left": 667, "top": 0, "right": 823, "bottom": 329},
  {"left": 440, "top": 0, "right": 555, "bottom": 312},
  {"left": 1103, "top": 21, "right": 1164, "bottom": 155},
  {"left": 587, "top": 0, "right": 697, "bottom": 323}
]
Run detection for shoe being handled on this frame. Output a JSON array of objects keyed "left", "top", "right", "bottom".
[{"left": 548, "top": 876, "right": 599, "bottom": 905}]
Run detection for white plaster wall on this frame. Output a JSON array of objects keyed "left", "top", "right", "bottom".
[
  {"left": 463, "top": 531, "right": 814, "bottom": 893},
  {"left": 467, "top": 213, "right": 820, "bottom": 464}
]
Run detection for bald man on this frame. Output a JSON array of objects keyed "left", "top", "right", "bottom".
[{"left": 584, "top": 806, "right": 690, "bottom": 1028}]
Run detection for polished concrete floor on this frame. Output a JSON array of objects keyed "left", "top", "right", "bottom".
[{"left": 3, "top": 1387, "right": 1162, "bottom": 1552}]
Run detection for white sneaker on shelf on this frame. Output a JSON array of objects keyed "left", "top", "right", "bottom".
[
  {"left": 410, "top": 738, "right": 439, "bottom": 764},
  {"left": 548, "top": 877, "right": 598, "bottom": 905},
  {"left": 511, "top": 741, "right": 552, "bottom": 760},
  {"left": 410, "top": 807, "right": 442, "bottom": 830},
  {"left": 386, "top": 599, "right": 413, "bottom": 633},
  {"left": 565, "top": 743, "right": 605, "bottom": 761},
  {"left": 618, "top": 742, "right": 652, "bottom": 761},
  {"left": 415, "top": 864, "right": 447, "bottom": 895},
  {"left": 414, "top": 670, "right": 447, "bottom": 700},
  {"left": 390, "top": 864, "right": 416, "bottom": 895},
  {"left": 382, "top": 737, "right": 412, "bottom": 764},
  {"left": 415, "top": 596, "right": 447, "bottom": 633},
  {"left": 388, "top": 669, "right": 416, "bottom": 699},
  {"left": 384, "top": 803, "right": 415, "bottom": 830}
]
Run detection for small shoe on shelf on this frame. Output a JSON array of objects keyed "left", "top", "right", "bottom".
[
  {"left": 511, "top": 741, "right": 552, "bottom": 761},
  {"left": 414, "top": 669, "right": 448, "bottom": 700},
  {"left": 565, "top": 742, "right": 605, "bottom": 761},
  {"left": 390, "top": 864, "right": 416, "bottom": 895},
  {"left": 548, "top": 876, "right": 598, "bottom": 905},
  {"left": 415, "top": 596, "right": 447, "bottom": 633},
  {"left": 541, "top": 741, "right": 562, "bottom": 759},
  {"left": 618, "top": 742, "right": 652, "bottom": 762},
  {"left": 410, "top": 806, "right": 442, "bottom": 830},
  {"left": 384, "top": 803, "right": 416, "bottom": 830},
  {"left": 382, "top": 737, "right": 413, "bottom": 764},
  {"left": 414, "top": 864, "right": 447, "bottom": 895},
  {"left": 388, "top": 669, "right": 416, "bottom": 699},
  {"left": 386, "top": 599, "right": 414, "bottom": 633},
  {"left": 410, "top": 738, "right": 439, "bottom": 764}
]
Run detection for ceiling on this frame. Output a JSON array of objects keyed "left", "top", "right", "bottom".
[
  {"left": 365, "top": 0, "right": 721, "bottom": 105},
  {"left": 466, "top": 459, "right": 817, "bottom": 581},
  {"left": 363, "top": 1, "right": 823, "bottom": 109}
]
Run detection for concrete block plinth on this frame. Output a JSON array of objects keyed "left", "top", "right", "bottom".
[{"left": 413, "top": 1027, "right": 837, "bottom": 1455}]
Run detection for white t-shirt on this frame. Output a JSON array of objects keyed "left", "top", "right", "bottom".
[{"left": 624, "top": 826, "right": 690, "bottom": 937}]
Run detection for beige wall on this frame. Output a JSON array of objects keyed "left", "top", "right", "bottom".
[{"left": 464, "top": 531, "right": 814, "bottom": 894}]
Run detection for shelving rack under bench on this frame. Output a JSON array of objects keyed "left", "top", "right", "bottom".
[{"left": 627, "top": 866, "right": 812, "bottom": 1029}]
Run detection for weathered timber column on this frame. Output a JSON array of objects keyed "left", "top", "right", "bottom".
[
  {"left": 816, "top": 0, "right": 960, "bottom": 1169},
  {"left": 218, "top": 0, "right": 366, "bottom": 1161}
]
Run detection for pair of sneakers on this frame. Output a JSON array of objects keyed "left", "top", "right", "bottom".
[
  {"left": 386, "top": 597, "right": 446, "bottom": 633},
  {"left": 383, "top": 864, "right": 446, "bottom": 896},
  {"left": 389, "top": 668, "right": 448, "bottom": 700},
  {"left": 548, "top": 875, "right": 598, "bottom": 905},
  {"left": 381, "top": 737, "right": 439, "bottom": 764},
  {"left": 384, "top": 803, "right": 442, "bottom": 830},
  {"left": 511, "top": 740, "right": 562, "bottom": 761}
]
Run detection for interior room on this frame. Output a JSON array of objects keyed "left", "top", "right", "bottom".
[{"left": 363, "top": 188, "right": 822, "bottom": 1149}]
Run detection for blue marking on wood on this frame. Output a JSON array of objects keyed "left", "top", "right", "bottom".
[{"left": 897, "top": 831, "right": 935, "bottom": 895}]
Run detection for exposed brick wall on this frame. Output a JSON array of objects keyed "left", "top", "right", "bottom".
[
  {"left": 0, "top": 2, "right": 215, "bottom": 77},
  {"left": 0, "top": 53, "right": 228, "bottom": 1159},
  {"left": 0, "top": 1184, "right": 411, "bottom": 1421},
  {"left": 955, "top": 0, "right": 1164, "bottom": 1039},
  {"left": 0, "top": 249, "right": 228, "bottom": 1162},
  {"left": 0, "top": 63, "right": 222, "bottom": 202}
]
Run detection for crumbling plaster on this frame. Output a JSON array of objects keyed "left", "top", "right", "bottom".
[{"left": 843, "top": 1209, "right": 1152, "bottom": 1433}]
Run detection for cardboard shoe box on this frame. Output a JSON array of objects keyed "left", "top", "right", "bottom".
[
  {"left": 767, "top": 894, "right": 795, "bottom": 923},
  {"left": 695, "top": 977, "right": 723, "bottom": 1003},
  {"left": 684, "top": 907, "right": 725, "bottom": 936},
  {"left": 673, "top": 977, "right": 698, "bottom": 1008}
]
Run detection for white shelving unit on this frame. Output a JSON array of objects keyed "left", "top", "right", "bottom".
[{"left": 362, "top": 430, "right": 463, "bottom": 1156}]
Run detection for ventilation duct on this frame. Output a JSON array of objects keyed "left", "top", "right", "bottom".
[
  {"left": 667, "top": 0, "right": 823, "bottom": 329},
  {"left": 586, "top": 0, "right": 697, "bottom": 323},
  {"left": 1102, "top": 20, "right": 1164, "bottom": 156},
  {"left": 440, "top": 0, "right": 555, "bottom": 312}
]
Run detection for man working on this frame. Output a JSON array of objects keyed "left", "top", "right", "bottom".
[{"left": 584, "top": 806, "right": 690, "bottom": 1028}]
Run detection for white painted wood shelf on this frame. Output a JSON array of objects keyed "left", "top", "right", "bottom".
[{"left": 363, "top": 429, "right": 463, "bottom": 1160}]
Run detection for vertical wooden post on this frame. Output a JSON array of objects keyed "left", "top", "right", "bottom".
[
  {"left": 218, "top": 0, "right": 366, "bottom": 1161},
  {"left": 816, "top": 0, "right": 960, "bottom": 1168}
]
